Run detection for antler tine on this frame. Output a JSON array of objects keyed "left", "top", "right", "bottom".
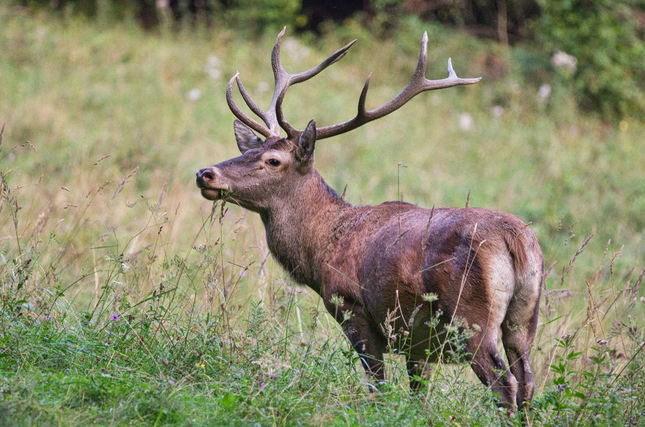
[
  {"left": 275, "top": 84, "right": 299, "bottom": 139},
  {"left": 227, "top": 74, "right": 272, "bottom": 138},
  {"left": 226, "top": 27, "right": 356, "bottom": 139},
  {"left": 235, "top": 76, "right": 272, "bottom": 129},
  {"left": 315, "top": 32, "right": 482, "bottom": 140},
  {"left": 270, "top": 27, "right": 356, "bottom": 139}
]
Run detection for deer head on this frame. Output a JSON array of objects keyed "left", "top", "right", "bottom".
[{"left": 196, "top": 28, "right": 480, "bottom": 213}]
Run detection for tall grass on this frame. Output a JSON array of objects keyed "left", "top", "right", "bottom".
[{"left": 1, "top": 5, "right": 644, "bottom": 426}]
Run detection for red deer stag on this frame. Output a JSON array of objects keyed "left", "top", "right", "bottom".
[{"left": 196, "top": 28, "right": 543, "bottom": 412}]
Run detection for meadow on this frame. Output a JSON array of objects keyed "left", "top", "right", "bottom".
[{"left": 1, "top": 5, "right": 644, "bottom": 426}]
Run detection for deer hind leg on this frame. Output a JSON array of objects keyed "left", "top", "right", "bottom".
[
  {"left": 469, "top": 338, "right": 519, "bottom": 411},
  {"left": 501, "top": 268, "right": 541, "bottom": 408},
  {"left": 501, "top": 321, "right": 535, "bottom": 408}
]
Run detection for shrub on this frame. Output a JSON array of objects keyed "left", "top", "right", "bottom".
[{"left": 537, "top": 0, "right": 645, "bottom": 120}]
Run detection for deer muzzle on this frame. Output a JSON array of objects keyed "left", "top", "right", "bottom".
[{"left": 196, "top": 167, "right": 228, "bottom": 200}]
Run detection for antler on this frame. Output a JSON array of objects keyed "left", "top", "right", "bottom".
[
  {"left": 227, "top": 27, "right": 356, "bottom": 139},
  {"left": 315, "top": 32, "right": 481, "bottom": 140},
  {"left": 226, "top": 29, "right": 481, "bottom": 141}
]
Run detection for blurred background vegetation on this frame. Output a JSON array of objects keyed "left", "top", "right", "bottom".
[
  {"left": 4, "top": 0, "right": 645, "bottom": 265},
  {"left": 13, "top": 0, "right": 645, "bottom": 121}
]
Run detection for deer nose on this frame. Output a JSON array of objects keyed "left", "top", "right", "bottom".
[{"left": 195, "top": 167, "right": 216, "bottom": 188}]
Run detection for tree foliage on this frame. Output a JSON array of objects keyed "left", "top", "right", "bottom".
[{"left": 538, "top": 0, "right": 645, "bottom": 120}]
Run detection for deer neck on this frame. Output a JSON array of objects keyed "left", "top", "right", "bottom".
[{"left": 259, "top": 170, "right": 351, "bottom": 293}]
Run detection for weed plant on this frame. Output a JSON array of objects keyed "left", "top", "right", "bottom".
[{"left": 1, "top": 5, "right": 644, "bottom": 426}]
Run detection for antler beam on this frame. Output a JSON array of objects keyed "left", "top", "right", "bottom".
[{"left": 315, "top": 32, "right": 481, "bottom": 140}]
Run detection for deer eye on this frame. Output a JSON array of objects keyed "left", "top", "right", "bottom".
[{"left": 266, "top": 158, "right": 281, "bottom": 167}]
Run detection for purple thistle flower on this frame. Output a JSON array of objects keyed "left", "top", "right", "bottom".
[{"left": 111, "top": 312, "right": 120, "bottom": 321}]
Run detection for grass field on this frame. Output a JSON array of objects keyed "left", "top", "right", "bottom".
[{"left": 1, "top": 5, "right": 644, "bottom": 426}]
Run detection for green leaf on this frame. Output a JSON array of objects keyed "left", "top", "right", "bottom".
[{"left": 221, "top": 391, "right": 236, "bottom": 409}]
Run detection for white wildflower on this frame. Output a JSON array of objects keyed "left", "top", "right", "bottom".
[
  {"left": 186, "top": 88, "right": 201, "bottom": 101},
  {"left": 552, "top": 50, "right": 577, "bottom": 73},
  {"left": 537, "top": 84, "right": 552, "bottom": 102},
  {"left": 459, "top": 113, "right": 473, "bottom": 131}
]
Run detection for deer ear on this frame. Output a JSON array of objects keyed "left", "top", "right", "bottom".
[
  {"left": 234, "top": 119, "right": 264, "bottom": 154},
  {"left": 296, "top": 120, "right": 316, "bottom": 167}
]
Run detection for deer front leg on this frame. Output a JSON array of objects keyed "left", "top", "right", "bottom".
[{"left": 342, "top": 315, "right": 386, "bottom": 387}]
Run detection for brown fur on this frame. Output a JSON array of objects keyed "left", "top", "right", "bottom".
[{"left": 196, "top": 124, "right": 544, "bottom": 411}]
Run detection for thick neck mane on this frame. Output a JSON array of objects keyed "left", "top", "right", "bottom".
[{"left": 259, "top": 170, "right": 351, "bottom": 292}]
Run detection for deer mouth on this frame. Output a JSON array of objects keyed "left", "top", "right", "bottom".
[
  {"left": 196, "top": 168, "right": 231, "bottom": 201},
  {"left": 197, "top": 181, "right": 231, "bottom": 201},
  {"left": 199, "top": 187, "right": 224, "bottom": 201}
]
